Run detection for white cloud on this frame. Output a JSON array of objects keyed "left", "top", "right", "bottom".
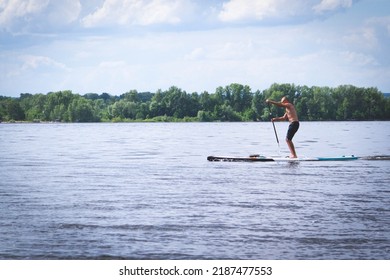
[
  {"left": 342, "top": 51, "right": 377, "bottom": 66},
  {"left": 184, "top": 47, "right": 205, "bottom": 60},
  {"left": 20, "top": 55, "right": 70, "bottom": 71},
  {"left": 343, "top": 16, "right": 390, "bottom": 55},
  {"left": 343, "top": 26, "right": 379, "bottom": 51},
  {"left": 1, "top": 53, "right": 71, "bottom": 94},
  {"left": 218, "top": 0, "right": 356, "bottom": 23},
  {"left": 0, "top": 0, "right": 81, "bottom": 32},
  {"left": 81, "top": 0, "right": 189, "bottom": 27},
  {"left": 313, "top": 0, "right": 353, "bottom": 14},
  {"left": 1, "top": 0, "right": 389, "bottom": 96},
  {"left": 47, "top": 0, "right": 81, "bottom": 25},
  {"left": 218, "top": 0, "right": 279, "bottom": 22},
  {"left": 366, "top": 16, "right": 390, "bottom": 35},
  {"left": 209, "top": 40, "right": 257, "bottom": 61},
  {"left": 80, "top": 60, "right": 137, "bottom": 93},
  {"left": 0, "top": 0, "right": 49, "bottom": 26}
]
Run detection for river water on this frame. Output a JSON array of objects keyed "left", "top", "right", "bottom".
[{"left": 0, "top": 122, "right": 389, "bottom": 259}]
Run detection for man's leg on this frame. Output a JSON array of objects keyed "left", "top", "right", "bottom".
[
  {"left": 286, "top": 139, "right": 297, "bottom": 158},
  {"left": 286, "top": 122, "right": 299, "bottom": 158}
]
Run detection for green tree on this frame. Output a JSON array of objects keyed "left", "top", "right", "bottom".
[
  {"left": 20, "top": 93, "right": 46, "bottom": 121},
  {"left": 149, "top": 89, "right": 166, "bottom": 117},
  {"left": 295, "top": 86, "right": 312, "bottom": 121},
  {"left": 0, "top": 83, "right": 388, "bottom": 123},
  {"left": 227, "top": 83, "right": 252, "bottom": 113},
  {"left": 363, "top": 87, "right": 386, "bottom": 120},
  {"left": 0, "top": 98, "right": 14, "bottom": 121},
  {"left": 307, "top": 86, "right": 333, "bottom": 120},
  {"left": 43, "top": 91, "right": 75, "bottom": 121},
  {"left": 197, "top": 110, "right": 214, "bottom": 122},
  {"left": 251, "top": 90, "right": 265, "bottom": 120},
  {"left": 68, "top": 97, "right": 97, "bottom": 122},
  {"left": 217, "top": 104, "right": 242, "bottom": 121},
  {"left": 121, "top": 90, "right": 139, "bottom": 102},
  {"left": 3, "top": 98, "right": 25, "bottom": 121}
]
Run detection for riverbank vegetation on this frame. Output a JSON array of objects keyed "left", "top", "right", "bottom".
[{"left": 1, "top": 83, "right": 389, "bottom": 122}]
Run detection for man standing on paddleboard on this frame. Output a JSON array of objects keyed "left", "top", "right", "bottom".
[{"left": 266, "top": 97, "right": 299, "bottom": 158}]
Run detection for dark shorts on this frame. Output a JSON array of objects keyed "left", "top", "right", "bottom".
[{"left": 286, "top": 121, "right": 299, "bottom": 141}]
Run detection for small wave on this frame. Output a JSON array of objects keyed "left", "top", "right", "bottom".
[
  {"left": 361, "top": 155, "right": 390, "bottom": 160},
  {"left": 56, "top": 223, "right": 201, "bottom": 232},
  {"left": 57, "top": 223, "right": 99, "bottom": 230}
]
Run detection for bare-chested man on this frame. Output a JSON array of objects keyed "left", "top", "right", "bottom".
[{"left": 266, "top": 96, "right": 299, "bottom": 158}]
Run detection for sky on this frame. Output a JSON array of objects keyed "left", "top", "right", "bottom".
[{"left": 1, "top": 0, "right": 390, "bottom": 97}]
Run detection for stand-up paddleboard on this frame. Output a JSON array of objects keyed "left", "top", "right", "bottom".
[{"left": 207, "top": 155, "right": 359, "bottom": 162}]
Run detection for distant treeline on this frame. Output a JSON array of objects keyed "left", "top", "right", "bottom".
[{"left": 1, "top": 83, "right": 389, "bottom": 122}]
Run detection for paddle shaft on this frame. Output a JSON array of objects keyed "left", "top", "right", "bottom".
[
  {"left": 268, "top": 102, "right": 281, "bottom": 155},
  {"left": 272, "top": 121, "right": 279, "bottom": 145},
  {"left": 268, "top": 103, "right": 280, "bottom": 144}
]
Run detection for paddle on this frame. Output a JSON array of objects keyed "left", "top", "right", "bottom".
[
  {"left": 272, "top": 120, "right": 280, "bottom": 146},
  {"left": 268, "top": 103, "right": 281, "bottom": 155}
]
